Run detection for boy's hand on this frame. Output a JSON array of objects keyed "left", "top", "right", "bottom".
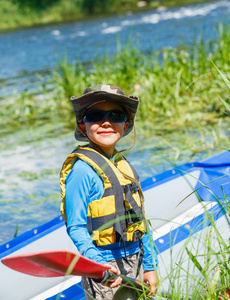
[
  {"left": 103, "top": 264, "right": 122, "bottom": 288},
  {"left": 143, "top": 270, "right": 158, "bottom": 295}
]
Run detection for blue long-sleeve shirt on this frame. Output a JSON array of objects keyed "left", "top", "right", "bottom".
[{"left": 65, "top": 159, "right": 158, "bottom": 271}]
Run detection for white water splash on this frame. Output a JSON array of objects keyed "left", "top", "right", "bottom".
[
  {"left": 101, "top": 26, "right": 123, "bottom": 34},
  {"left": 51, "top": 30, "right": 61, "bottom": 36},
  {"left": 99, "top": 1, "right": 230, "bottom": 35},
  {"left": 70, "top": 31, "right": 87, "bottom": 39},
  {"left": 119, "top": 0, "right": 230, "bottom": 26}
]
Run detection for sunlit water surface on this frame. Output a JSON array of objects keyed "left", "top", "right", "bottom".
[{"left": 1, "top": 122, "right": 228, "bottom": 244}]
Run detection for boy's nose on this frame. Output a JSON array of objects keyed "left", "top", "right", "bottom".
[{"left": 101, "top": 115, "right": 111, "bottom": 124}]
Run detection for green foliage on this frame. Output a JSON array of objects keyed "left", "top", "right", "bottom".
[
  {"left": 1, "top": 23, "right": 230, "bottom": 146},
  {"left": 12, "top": 0, "right": 61, "bottom": 10},
  {"left": 212, "top": 60, "right": 230, "bottom": 112},
  {"left": 0, "top": 0, "right": 214, "bottom": 31},
  {"left": 52, "top": 55, "right": 88, "bottom": 100},
  {"left": 48, "top": 23, "right": 230, "bottom": 128},
  {"left": 80, "top": 0, "right": 110, "bottom": 14},
  {"left": 0, "top": 0, "right": 82, "bottom": 30}
]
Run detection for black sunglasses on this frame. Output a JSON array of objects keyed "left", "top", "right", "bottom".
[{"left": 83, "top": 110, "right": 127, "bottom": 123}]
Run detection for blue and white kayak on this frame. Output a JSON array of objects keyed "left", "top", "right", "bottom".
[{"left": 0, "top": 151, "right": 229, "bottom": 300}]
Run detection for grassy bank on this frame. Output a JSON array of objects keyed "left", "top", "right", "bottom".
[
  {"left": 0, "top": 0, "right": 217, "bottom": 32},
  {"left": 2, "top": 23, "right": 230, "bottom": 127},
  {"left": 1, "top": 23, "right": 230, "bottom": 154}
]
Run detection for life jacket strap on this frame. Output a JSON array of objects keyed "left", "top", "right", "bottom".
[
  {"left": 126, "top": 182, "right": 139, "bottom": 193},
  {"left": 74, "top": 148, "right": 143, "bottom": 244},
  {"left": 75, "top": 148, "right": 127, "bottom": 238},
  {"left": 124, "top": 185, "right": 144, "bottom": 222}
]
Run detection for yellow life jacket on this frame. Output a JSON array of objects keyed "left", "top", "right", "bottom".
[{"left": 60, "top": 146, "right": 146, "bottom": 246}]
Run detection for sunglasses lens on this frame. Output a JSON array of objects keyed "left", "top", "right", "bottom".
[
  {"left": 85, "top": 111, "right": 105, "bottom": 122},
  {"left": 109, "top": 111, "right": 126, "bottom": 122},
  {"left": 83, "top": 110, "right": 127, "bottom": 123}
]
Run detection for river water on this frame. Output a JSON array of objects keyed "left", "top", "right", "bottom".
[
  {"left": 1, "top": 0, "right": 230, "bottom": 97},
  {"left": 0, "top": 0, "right": 230, "bottom": 245}
]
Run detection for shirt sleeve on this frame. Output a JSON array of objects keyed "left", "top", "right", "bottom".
[
  {"left": 65, "top": 159, "right": 107, "bottom": 265},
  {"left": 142, "top": 224, "right": 159, "bottom": 271}
]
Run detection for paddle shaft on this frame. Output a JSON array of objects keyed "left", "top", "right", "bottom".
[
  {"left": 94, "top": 271, "right": 150, "bottom": 292},
  {"left": 106, "top": 272, "right": 150, "bottom": 292}
]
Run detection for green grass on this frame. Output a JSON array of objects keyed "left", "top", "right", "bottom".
[
  {"left": 0, "top": 0, "right": 83, "bottom": 31},
  {"left": 154, "top": 200, "right": 230, "bottom": 299},
  {"left": 1, "top": 23, "right": 230, "bottom": 156},
  {"left": 3, "top": 24, "right": 230, "bottom": 129},
  {"left": 48, "top": 23, "right": 230, "bottom": 130},
  {"left": 0, "top": 0, "right": 217, "bottom": 32}
]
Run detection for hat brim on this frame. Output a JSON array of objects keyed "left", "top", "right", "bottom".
[{"left": 71, "top": 91, "right": 139, "bottom": 141}]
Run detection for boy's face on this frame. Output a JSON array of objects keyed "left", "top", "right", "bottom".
[{"left": 80, "top": 102, "right": 129, "bottom": 156}]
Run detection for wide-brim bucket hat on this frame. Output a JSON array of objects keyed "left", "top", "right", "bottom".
[{"left": 70, "top": 84, "right": 139, "bottom": 141}]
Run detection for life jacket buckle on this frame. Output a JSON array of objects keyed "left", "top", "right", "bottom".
[
  {"left": 127, "top": 182, "right": 139, "bottom": 193},
  {"left": 132, "top": 230, "right": 142, "bottom": 242},
  {"left": 125, "top": 208, "right": 141, "bottom": 225},
  {"left": 120, "top": 230, "right": 142, "bottom": 243}
]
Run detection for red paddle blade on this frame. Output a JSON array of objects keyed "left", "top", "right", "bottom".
[{"left": 1, "top": 250, "right": 110, "bottom": 278}]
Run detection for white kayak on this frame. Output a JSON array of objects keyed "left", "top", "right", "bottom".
[{"left": 0, "top": 150, "right": 229, "bottom": 300}]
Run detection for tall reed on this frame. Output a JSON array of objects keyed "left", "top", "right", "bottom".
[
  {"left": 1, "top": 23, "right": 230, "bottom": 150},
  {"left": 50, "top": 23, "right": 230, "bottom": 129}
]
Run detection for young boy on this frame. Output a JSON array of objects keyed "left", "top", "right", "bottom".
[{"left": 60, "top": 85, "right": 158, "bottom": 299}]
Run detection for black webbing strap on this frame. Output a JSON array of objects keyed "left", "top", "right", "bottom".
[
  {"left": 74, "top": 149, "right": 127, "bottom": 238},
  {"left": 124, "top": 185, "right": 144, "bottom": 221},
  {"left": 136, "top": 239, "right": 144, "bottom": 278},
  {"left": 87, "top": 183, "right": 143, "bottom": 232},
  {"left": 88, "top": 278, "right": 96, "bottom": 298},
  {"left": 87, "top": 213, "right": 116, "bottom": 231},
  {"left": 117, "top": 157, "right": 143, "bottom": 220}
]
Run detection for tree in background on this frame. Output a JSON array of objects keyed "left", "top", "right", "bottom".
[
  {"left": 12, "top": 0, "right": 62, "bottom": 10},
  {"left": 81, "top": 0, "right": 119, "bottom": 14}
]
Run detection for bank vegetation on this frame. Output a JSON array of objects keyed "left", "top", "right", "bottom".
[
  {"left": 0, "top": 23, "right": 230, "bottom": 157},
  {"left": 0, "top": 0, "right": 217, "bottom": 32}
]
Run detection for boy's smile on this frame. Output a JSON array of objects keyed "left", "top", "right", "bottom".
[{"left": 80, "top": 102, "right": 129, "bottom": 158}]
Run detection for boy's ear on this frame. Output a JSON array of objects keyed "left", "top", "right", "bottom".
[
  {"left": 123, "top": 121, "right": 129, "bottom": 132},
  {"left": 77, "top": 123, "right": 86, "bottom": 136}
]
